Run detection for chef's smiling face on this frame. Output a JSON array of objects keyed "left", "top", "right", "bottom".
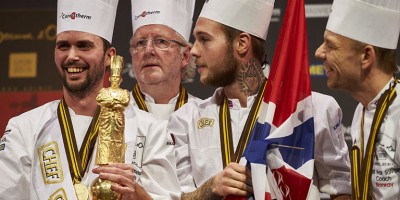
[
  {"left": 315, "top": 30, "right": 363, "bottom": 91},
  {"left": 55, "top": 31, "right": 113, "bottom": 94}
]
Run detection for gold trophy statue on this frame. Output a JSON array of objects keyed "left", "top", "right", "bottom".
[{"left": 90, "top": 55, "right": 130, "bottom": 200}]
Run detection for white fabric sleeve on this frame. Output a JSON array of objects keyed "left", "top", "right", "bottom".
[
  {"left": 0, "top": 117, "right": 34, "bottom": 200},
  {"left": 312, "top": 92, "right": 351, "bottom": 195},
  {"left": 138, "top": 119, "right": 181, "bottom": 200},
  {"left": 396, "top": 119, "right": 400, "bottom": 165},
  {"left": 167, "top": 104, "right": 197, "bottom": 193}
]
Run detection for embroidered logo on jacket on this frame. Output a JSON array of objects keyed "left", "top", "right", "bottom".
[
  {"left": 166, "top": 134, "right": 176, "bottom": 145},
  {"left": 49, "top": 188, "right": 67, "bottom": 200},
  {"left": 197, "top": 118, "right": 215, "bottom": 129},
  {"left": 0, "top": 129, "right": 11, "bottom": 152},
  {"left": 38, "top": 141, "right": 64, "bottom": 184},
  {"left": 332, "top": 120, "right": 341, "bottom": 131},
  {"left": 132, "top": 136, "right": 146, "bottom": 181}
]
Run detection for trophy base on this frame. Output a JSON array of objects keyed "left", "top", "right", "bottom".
[{"left": 90, "top": 177, "right": 122, "bottom": 200}]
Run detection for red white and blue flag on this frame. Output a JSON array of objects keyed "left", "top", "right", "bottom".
[{"left": 235, "top": 0, "right": 315, "bottom": 199}]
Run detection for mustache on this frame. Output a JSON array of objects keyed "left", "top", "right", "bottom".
[
  {"left": 141, "top": 59, "right": 160, "bottom": 67},
  {"left": 62, "top": 61, "right": 89, "bottom": 69},
  {"left": 193, "top": 58, "right": 205, "bottom": 67},
  {"left": 194, "top": 61, "right": 205, "bottom": 68}
]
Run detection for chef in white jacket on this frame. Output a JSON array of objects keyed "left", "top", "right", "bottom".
[
  {"left": 0, "top": 0, "right": 180, "bottom": 199},
  {"left": 315, "top": 0, "right": 400, "bottom": 199},
  {"left": 129, "top": 0, "right": 200, "bottom": 120},
  {"left": 167, "top": 0, "right": 351, "bottom": 199}
]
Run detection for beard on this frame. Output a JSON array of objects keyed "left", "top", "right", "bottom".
[
  {"left": 202, "top": 45, "right": 238, "bottom": 87},
  {"left": 60, "top": 57, "right": 105, "bottom": 97}
]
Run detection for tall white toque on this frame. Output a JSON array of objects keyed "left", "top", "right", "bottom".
[
  {"left": 198, "top": 0, "right": 275, "bottom": 40},
  {"left": 57, "top": 0, "right": 119, "bottom": 43},
  {"left": 327, "top": 0, "right": 400, "bottom": 49},
  {"left": 131, "top": 0, "right": 196, "bottom": 41}
]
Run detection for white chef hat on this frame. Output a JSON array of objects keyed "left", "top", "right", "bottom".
[
  {"left": 199, "top": 0, "right": 275, "bottom": 40},
  {"left": 131, "top": 0, "right": 195, "bottom": 41},
  {"left": 327, "top": 0, "right": 400, "bottom": 49},
  {"left": 57, "top": 0, "right": 119, "bottom": 43}
]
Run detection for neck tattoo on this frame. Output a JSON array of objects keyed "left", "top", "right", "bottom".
[{"left": 238, "top": 58, "right": 263, "bottom": 96}]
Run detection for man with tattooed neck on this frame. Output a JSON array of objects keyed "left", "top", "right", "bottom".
[{"left": 167, "top": 0, "right": 351, "bottom": 199}]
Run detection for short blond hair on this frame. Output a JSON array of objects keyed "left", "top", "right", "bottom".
[{"left": 351, "top": 39, "right": 398, "bottom": 74}]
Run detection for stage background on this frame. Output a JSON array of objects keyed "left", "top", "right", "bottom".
[{"left": 1, "top": 0, "right": 400, "bottom": 141}]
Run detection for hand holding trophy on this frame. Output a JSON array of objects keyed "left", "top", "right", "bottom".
[{"left": 90, "top": 55, "right": 130, "bottom": 200}]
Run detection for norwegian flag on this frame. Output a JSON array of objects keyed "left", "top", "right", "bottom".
[{"left": 228, "top": 0, "right": 315, "bottom": 199}]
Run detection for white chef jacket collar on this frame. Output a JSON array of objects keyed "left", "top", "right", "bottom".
[
  {"left": 142, "top": 91, "right": 179, "bottom": 104},
  {"left": 213, "top": 87, "right": 257, "bottom": 109},
  {"left": 365, "top": 78, "right": 395, "bottom": 111}
]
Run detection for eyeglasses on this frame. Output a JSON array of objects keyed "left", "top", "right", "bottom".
[{"left": 130, "top": 38, "right": 186, "bottom": 52}]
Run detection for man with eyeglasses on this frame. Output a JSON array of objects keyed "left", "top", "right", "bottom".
[
  {"left": 0, "top": 0, "right": 181, "bottom": 199},
  {"left": 167, "top": 0, "right": 351, "bottom": 199},
  {"left": 127, "top": 0, "right": 199, "bottom": 198},
  {"left": 132, "top": 38, "right": 187, "bottom": 52},
  {"left": 129, "top": 0, "right": 200, "bottom": 120}
]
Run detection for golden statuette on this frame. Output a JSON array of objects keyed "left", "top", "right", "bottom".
[{"left": 90, "top": 55, "right": 130, "bottom": 200}]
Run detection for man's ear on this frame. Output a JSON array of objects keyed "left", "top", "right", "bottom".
[
  {"left": 105, "top": 47, "right": 117, "bottom": 68},
  {"left": 361, "top": 45, "right": 375, "bottom": 70},
  {"left": 236, "top": 32, "right": 251, "bottom": 56},
  {"left": 181, "top": 46, "right": 191, "bottom": 68}
]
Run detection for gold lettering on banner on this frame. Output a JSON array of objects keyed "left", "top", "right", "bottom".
[
  {"left": 197, "top": 118, "right": 215, "bottom": 129},
  {"left": 9, "top": 52, "right": 37, "bottom": 78},
  {"left": 49, "top": 188, "right": 68, "bottom": 200},
  {"left": 36, "top": 24, "right": 57, "bottom": 41},
  {"left": 0, "top": 32, "right": 34, "bottom": 44},
  {"left": 0, "top": 24, "right": 56, "bottom": 44},
  {"left": 38, "top": 141, "right": 64, "bottom": 184}
]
